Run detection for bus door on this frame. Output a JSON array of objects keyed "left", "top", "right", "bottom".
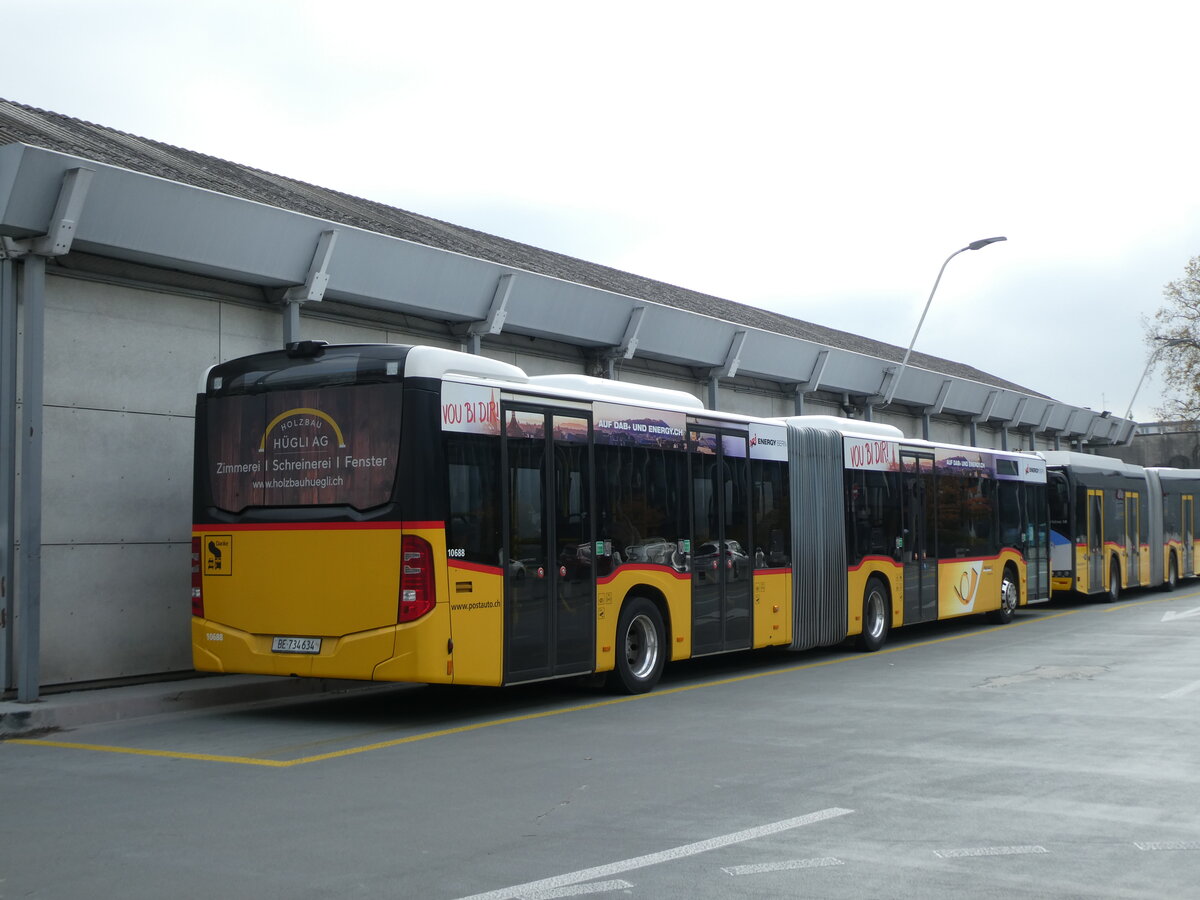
[
  {"left": 1087, "top": 490, "right": 1104, "bottom": 592},
  {"left": 1024, "top": 482, "right": 1051, "bottom": 601},
  {"left": 1022, "top": 482, "right": 1051, "bottom": 602},
  {"left": 690, "top": 427, "right": 752, "bottom": 655},
  {"left": 501, "top": 405, "right": 594, "bottom": 683},
  {"left": 1126, "top": 492, "right": 1141, "bottom": 586},
  {"left": 900, "top": 452, "right": 937, "bottom": 624},
  {"left": 1184, "top": 495, "right": 1195, "bottom": 575}
]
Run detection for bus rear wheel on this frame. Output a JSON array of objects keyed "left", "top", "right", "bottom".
[
  {"left": 1104, "top": 561, "right": 1120, "bottom": 603},
  {"left": 607, "top": 596, "right": 665, "bottom": 694},
  {"left": 1163, "top": 556, "right": 1179, "bottom": 592},
  {"left": 990, "top": 568, "right": 1018, "bottom": 624},
  {"left": 857, "top": 577, "right": 890, "bottom": 652}
]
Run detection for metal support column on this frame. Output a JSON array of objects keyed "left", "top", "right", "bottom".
[
  {"left": 464, "top": 273, "right": 514, "bottom": 354},
  {"left": 921, "top": 380, "right": 951, "bottom": 443},
  {"left": 283, "top": 300, "right": 302, "bottom": 346},
  {"left": 707, "top": 375, "right": 721, "bottom": 411},
  {"left": 603, "top": 306, "right": 645, "bottom": 379},
  {"left": 1033, "top": 403, "right": 1057, "bottom": 453},
  {"left": 281, "top": 229, "right": 338, "bottom": 346},
  {"left": 707, "top": 331, "right": 746, "bottom": 411},
  {"left": 969, "top": 390, "right": 999, "bottom": 448},
  {"left": 0, "top": 258, "right": 14, "bottom": 690},
  {"left": 795, "top": 349, "right": 829, "bottom": 414},
  {"left": 16, "top": 256, "right": 45, "bottom": 702},
  {"left": 1, "top": 166, "right": 92, "bottom": 702}
]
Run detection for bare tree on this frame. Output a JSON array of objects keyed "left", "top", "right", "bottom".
[{"left": 1147, "top": 255, "right": 1200, "bottom": 421}]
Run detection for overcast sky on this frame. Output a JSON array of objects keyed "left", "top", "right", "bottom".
[{"left": 4, "top": 0, "right": 1198, "bottom": 422}]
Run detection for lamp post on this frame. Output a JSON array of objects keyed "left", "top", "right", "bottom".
[
  {"left": 1124, "top": 337, "right": 1188, "bottom": 422},
  {"left": 884, "top": 236, "right": 1007, "bottom": 406}
]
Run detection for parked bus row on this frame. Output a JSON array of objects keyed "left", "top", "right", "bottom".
[{"left": 190, "top": 343, "right": 1198, "bottom": 694}]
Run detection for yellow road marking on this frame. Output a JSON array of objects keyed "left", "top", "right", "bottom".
[
  {"left": 7, "top": 741, "right": 294, "bottom": 767},
  {"left": 4, "top": 605, "right": 1090, "bottom": 767}
]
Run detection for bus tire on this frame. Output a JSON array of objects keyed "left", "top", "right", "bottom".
[
  {"left": 607, "top": 596, "right": 665, "bottom": 694},
  {"left": 1104, "top": 560, "right": 1120, "bottom": 603},
  {"left": 990, "top": 566, "right": 1019, "bottom": 624},
  {"left": 857, "top": 577, "right": 890, "bottom": 652},
  {"left": 1163, "top": 555, "right": 1179, "bottom": 592}
]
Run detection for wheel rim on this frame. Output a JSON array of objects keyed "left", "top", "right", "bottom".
[
  {"left": 1001, "top": 577, "right": 1018, "bottom": 614},
  {"left": 625, "top": 613, "right": 660, "bottom": 680},
  {"left": 865, "top": 590, "right": 886, "bottom": 640}
]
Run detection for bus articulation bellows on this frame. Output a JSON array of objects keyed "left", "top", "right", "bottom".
[{"left": 192, "top": 342, "right": 1051, "bottom": 694}]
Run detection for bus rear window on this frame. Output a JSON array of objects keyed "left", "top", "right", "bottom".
[
  {"left": 204, "top": 382, "right": 402, "bottom": 512},
  {"left": 207, "top": 344, "right": 410, "bottom": 396}
]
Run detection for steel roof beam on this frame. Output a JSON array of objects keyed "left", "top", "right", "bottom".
[
  {"left": 706, "top": 330, "right": 747, "bottom": 409},
  {"left": 604, "top": 306, "right": 646, "bottom": 378},
  {"left": 463, "top": 272, "right": 516, "bottom": 354},
  {"left": 281, "top": 228, "right": 338, "bottom": 345}
]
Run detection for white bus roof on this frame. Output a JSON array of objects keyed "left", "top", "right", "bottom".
[
  {"left": 528, "top": 373, "right": 705, "bottom": 410},
  {"left": 1042, "top": 450, "right": 1145, "bottom": 477},
  {"left": 405, "top": 345, "right": 529, "bottom": 382}
]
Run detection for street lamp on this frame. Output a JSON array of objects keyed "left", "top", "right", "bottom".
[
  {"left": 884, "top": 236, "right": 1007, "bottom": 406},
  {"left": 1124, "top": 337, "right": 1188, "bottom": 422}
]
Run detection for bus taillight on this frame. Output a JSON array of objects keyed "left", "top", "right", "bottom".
[
  {"left": 191, "top": 537, "right": 204, "bottom": 618},
  {"left": 399, "top": 535, "right": 436, "bottom": 622}
]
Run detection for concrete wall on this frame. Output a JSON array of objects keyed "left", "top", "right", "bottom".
[
  {"left": 35, "top": 274, "right": 399, "bottom": 683},
  {"left": 23, "top": 268, "right": 1031, "bottom": 686},
  {"left": 1108, "top": 426, "right": 1200, "bottom": 469}
]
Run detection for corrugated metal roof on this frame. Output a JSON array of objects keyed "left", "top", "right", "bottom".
[{"left": 0, "top": 97, "right": 1043, "bottom": 398}]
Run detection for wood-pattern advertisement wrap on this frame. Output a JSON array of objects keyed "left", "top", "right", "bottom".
[{"left": 207, "top": 383, "right": 403, "bottom": 511}]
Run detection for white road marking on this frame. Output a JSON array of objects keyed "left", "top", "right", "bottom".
[
  {"left": 453, "top": 807, "right": 854, "bottom": 900},
  {"left": 520, "top": 879, "right": 635, "bottom": 899},
  {"left": 724, "top": 857, "right": 844, "bottom": 875},
  {"left": 1160, "top": 679, "right": 1200, "bottom": 699},
  {"left": 934, "top": 846, "right": 1048, "bottom": 859},
  {"left": 1161, "top": 605, "right": 1200, "bottom": 623},
  {"left": 1135, "top": 841, "right": 1200, "bottom": 851}
]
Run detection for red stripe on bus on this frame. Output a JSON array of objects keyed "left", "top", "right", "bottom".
[
  {"left": 193, "top": 521, "right": 446, "bottom": 532},
  {"left": 597, "top": 564, "right": 692, "bottom": 585},
  {"left": 848, "top": 556, "right": 901, "bottom": 572},
  {"left": 755, "top": 568, "right": 792, "bottom": 576},
  {"left": 192, "top": 522, "right": 409, "bottom": 532}
]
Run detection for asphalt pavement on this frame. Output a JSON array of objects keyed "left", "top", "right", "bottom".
[{"left": 0, "top": 672, "right": 375, "bottom": 737}]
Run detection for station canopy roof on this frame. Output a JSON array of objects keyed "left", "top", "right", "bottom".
[{"left": 0, "top": 98, "right": 1128, "bottom": 445}]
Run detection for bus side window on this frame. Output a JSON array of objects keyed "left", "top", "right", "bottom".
[
  {"left": 446, "top": 432, "right": 502, "bottom": 568},
  {"left": 751, "top": 458, "right": 789, "bottom": 569}
]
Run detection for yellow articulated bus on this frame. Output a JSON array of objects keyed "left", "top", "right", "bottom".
[
  {"left": 192, "top": 342, "right": 1049, "bottom": 693},
  {"left": 1044, "top": 451, "right": 1200, "bottom": 599}
]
